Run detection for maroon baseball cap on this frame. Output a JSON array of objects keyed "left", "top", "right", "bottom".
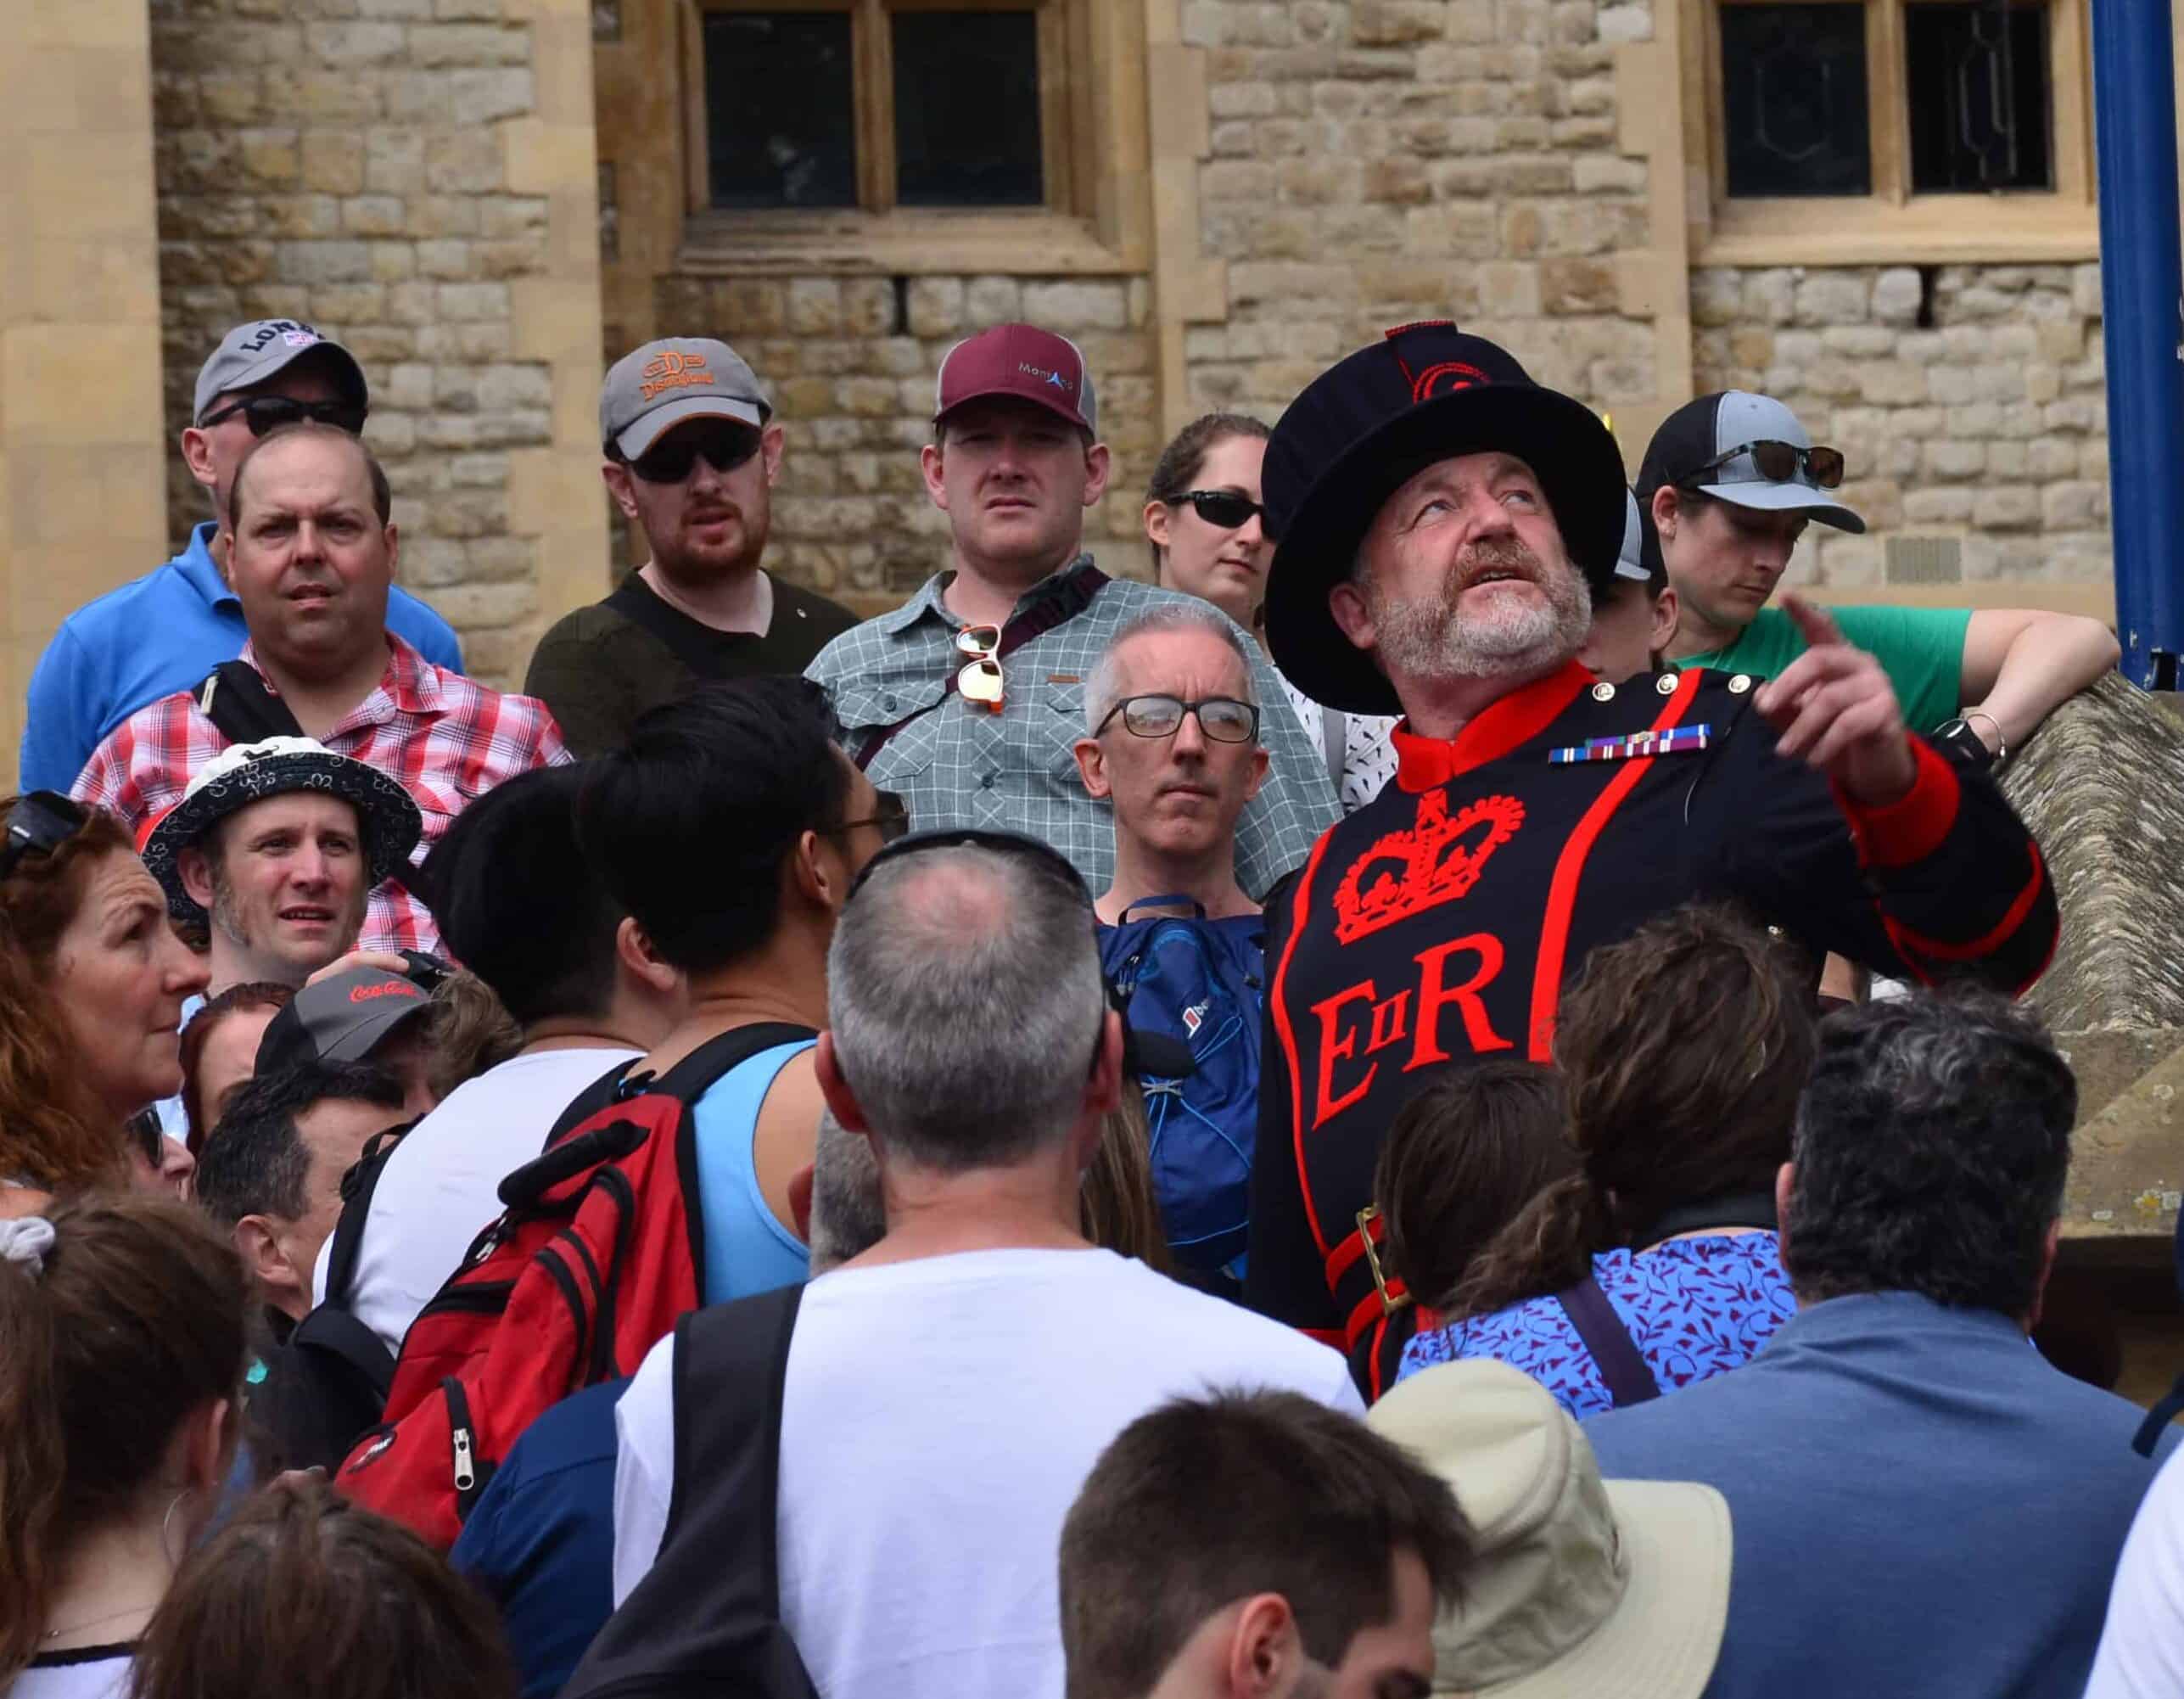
[{"left": 932, "top": 323, "right": 1097, "bottom": 435}]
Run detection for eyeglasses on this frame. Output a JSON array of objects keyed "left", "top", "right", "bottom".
[
  {"left": 1094, "top": 694, "right": 1261, "bottom": 744},
  {"left": 0, "top": 791, "right": 89, "bottom": 883},
  {"left": 1177, "top": 490, "right": 1265, "bottom": 530},
  {"left": 955, "top": 625, "right": 1005, "bottom": 713},
  {"left": 629, "top": 422, "right": 764, "bottom": 484},
  {"left": 824, "top": 789, "right": 910, "bottom": 845},
  {"left": 197, "top": 395, "right": 368, "bottom": 438},
  {"left": 1690, "top": 439, "right": 1845, "bottom": 491}
]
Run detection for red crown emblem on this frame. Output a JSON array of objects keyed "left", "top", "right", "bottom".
[{"left": 1331, "top": 792, "right": 1525, "bottom": 945}]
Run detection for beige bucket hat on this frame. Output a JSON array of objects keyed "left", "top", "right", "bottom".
[{"left": 1368, "top": 1360, "right": 1732, "bottom": 1699}]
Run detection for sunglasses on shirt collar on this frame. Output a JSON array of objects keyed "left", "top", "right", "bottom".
[
  {"left": 197, "top": 395, "right": 368, "bottom": 438},
  {"left": 0, "top": 792, "right": 90, "bottom": 883},
  {"left": 626, "top": 422, "right": 765, "bottom": 485}
]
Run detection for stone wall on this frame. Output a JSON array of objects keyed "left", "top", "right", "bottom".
[
  {"left": 1693, "top": 264, "right": 2112, "bottom": 592},
  {"left": 1177, "top": 0, "right": 1657, "bottom": 427},
  {"left": 148, "top": 0, "right": 610, "bottom": 688},
  {"left": 651, "top": 273, "right": 1161, "bottom": 601},
  {"left": 2, "top": 4, "right": 171, "bottom": 785}
]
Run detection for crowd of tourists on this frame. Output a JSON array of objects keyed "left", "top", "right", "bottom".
[{"left": 3, "top": 297, "right": 2174, "bottom": 1699}]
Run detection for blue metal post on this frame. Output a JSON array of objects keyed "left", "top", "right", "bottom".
[{"left": 2092, "top": 0, "right": 2184, "bottom": 689}]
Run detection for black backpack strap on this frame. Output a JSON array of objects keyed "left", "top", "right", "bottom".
[
  {"left": 2136, "top": 1376, "right": 2184, "bottom": 1457},
  {"left": 562, "top": 1285, "right": 815, "bottom": 1699},
  {"left": 322, "top": 1119, "right": 416, "bottom": 1310},
  {"left": 852, "top": 564, "right": 1110, "bottom": 770},
  {"left": 195, "top": 660, "right": 305, "bottom": 743},
  {"left": 287, "top": 1304, "right": 400, "bottom": 1404},
  {"left": 606, "top": 573, "right": 733, "bottom": 678},
  {"left": 544, "top": 1055, "right": 646, "bottom": 1147},
  {"left": 648, "top": 1023, "right": 820, "bottom": 1104},
  {"left": 1554, "top": 1272, "right": 1660, "bottom": 1408}
]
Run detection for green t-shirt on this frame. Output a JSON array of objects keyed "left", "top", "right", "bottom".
[{"left": 1677, "top": 604, "right": 1974, "bottom": 737}]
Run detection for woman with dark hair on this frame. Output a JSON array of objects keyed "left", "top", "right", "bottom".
[
  {"left": 1397, "top": 905, "right": 1817, "bottom": 1416},
  {"left": 131, "top": 1478, "right": 518, "bottom": 1699},
  {"left": 1142, "top": 415, "right": 1396, "bottom": 810},
  {"left": 0, "top": 1195, "right": 249, "bottom": 1696},
  {"left": 1351, "top": 1058, "right": 1576, "bottom": 1399},
  {"left": 0, "top": 795, "right": 210, "bottom": 1216}
]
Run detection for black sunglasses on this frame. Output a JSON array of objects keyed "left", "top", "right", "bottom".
[
  {"left": 824, "top": 790, "right": 911, "bottom": 846},
  {"left": 1178, "top": 489, "right": 1264, "bottom": 530},
  {"left": 1095, "top": 694, "right": 1261, "bottom": 745},
  {"left": 1690, "top": 439, "right": 1845, "bottom": 491},
  {"left": 0, "top": 791, "right": 89, "bottom": 883},
  {"left": 198, "top": 395, "right": 368, "bottom": 438},
  {"left": 629, "top": 422, "right": 764, "bottom": 485}
]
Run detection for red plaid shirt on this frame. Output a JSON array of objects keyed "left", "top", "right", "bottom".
[{"left": 73, "top": 635, "right": 571, "bottom": 955}]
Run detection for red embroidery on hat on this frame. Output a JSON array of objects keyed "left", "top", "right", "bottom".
[
  {"left": 1331, "top": 792, "right": 1524, "bottom": 944},
  {"left": 1383, "top": 321, "right": 1459, "bottom": 339},
  {"left": 1405, "top": 361, "right": 1491, "bottom": 402},
  {"left": 350, "top": 981, "right": 423, "bottom": 1004}
]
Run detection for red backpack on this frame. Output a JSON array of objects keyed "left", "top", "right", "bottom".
[{"left": 334, "top": 1022, "right": 817, "bottom": 1550}]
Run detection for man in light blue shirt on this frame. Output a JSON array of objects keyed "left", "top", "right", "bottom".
[{"left": 20, "top": 318, "right": 461, "bottom": 791}]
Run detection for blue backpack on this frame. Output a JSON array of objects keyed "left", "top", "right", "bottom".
[{"left": 1099, "top": 899, "right": 1267, "bottom": 1279}]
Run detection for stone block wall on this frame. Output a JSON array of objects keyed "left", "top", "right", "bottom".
[
  {"left": 148, "top": 0, "right": 610, "bottom": 688},
  {"left": 1176, "top": 0, "right": 1658, "bottom": 434},
  {"left": 646, "top": 274, "right": 1162, "bottom": 601},
  {"left": 1693, "top": 264, "right": 2113, "bottom": 592},
  {"left": 3, "top": 4, "right": 171, "bottom": 785}
]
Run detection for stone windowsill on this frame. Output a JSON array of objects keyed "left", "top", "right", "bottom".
[
  {"left": 678, "top": 209, "right": 1145, "bottom": 278},
  {"left": 1698, "top": 196, "right": 2102, "bottom": 268}
]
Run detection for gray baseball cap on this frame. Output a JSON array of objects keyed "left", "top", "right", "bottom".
[
  {"left": 1636, "top": 390, "right": 1864, "bottom": 534},
  {"left": 193, "top": 319, "right": 368, "bottom": 423},
  {"left": 602, "top": 337, "right": 769, "bottom": 460},
  {"left": 1614, "top": 487, "right": 1649, "bottom": 583}
]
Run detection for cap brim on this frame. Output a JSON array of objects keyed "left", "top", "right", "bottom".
[
  {"left": 1436, "top": 1479, "right": 1730, "bottom": 1699},
  {"left": 212, "top": 341, "right": 368, "bottom": 417},
  {"left": 142, "top": 754, "right": 425, "bottom": 927},
  {"left": 1696, "top": 479, "right": 1866, "bottom": 534},
  {"left": 1265, "top": 387, "right": 1627, "bottom": 716},
  {"left": 615, "top": 394, "right": 766, "bottom": 460},
  {"left": 934, "top": 385, "right": 1089, "bottom": 431}
]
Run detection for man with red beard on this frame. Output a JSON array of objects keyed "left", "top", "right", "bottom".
[
  {"left": 1244, "top": 323, "right": 2058, "bottom": 1383},
  {"left": 526, "top": 338, "right": 859, "bottom": 756}
]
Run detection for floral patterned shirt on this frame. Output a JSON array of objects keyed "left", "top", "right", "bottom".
[{"left": 1396, "top": 1232, "right": 1794, "bottom": 1418}]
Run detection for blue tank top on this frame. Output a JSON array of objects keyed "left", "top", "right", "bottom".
[{"left": 690, "top": 1040, "right": 815, "bottom": 1303}]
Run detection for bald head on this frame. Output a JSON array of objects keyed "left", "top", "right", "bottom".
[
  {"left": 826, "top": 844, "right": 1106, "bottom": 1171},
  {"left": 227, "top": 421, "right": 391, "bottom": 535}
]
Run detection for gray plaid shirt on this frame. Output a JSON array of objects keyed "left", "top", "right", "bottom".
[{"left": 806, "top": 556, "right": 1341, "bottom": 897}]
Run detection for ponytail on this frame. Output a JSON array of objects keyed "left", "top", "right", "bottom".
[
  {"left": 1440, "top": 1171, "right": 1612, "bottom": 1323},
  {"left": 0, "top": 1220, "right": 68, "bottom": 1680},
  {"left": 0, "top": 1196, "right": 248, "bottom": 1682}
]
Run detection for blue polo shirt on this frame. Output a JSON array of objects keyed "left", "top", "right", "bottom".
[{"left": 19, "top": 522, "right": 463, "bottom": 793}]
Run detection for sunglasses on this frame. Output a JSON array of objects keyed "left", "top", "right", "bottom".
[
  {"left": 629, "top": 422, "right": 764, "bottom": 484},
  {"left": 1690, "top": 439, "right": 1846, "bottom": 490},
  {"left": 848, "top": 825, "right": 1090, "bottom": 906},
  {"left": 825, "top": 789, "right": 911, "bottom": 846},
  {"left": 198, "top": 395, "right": 368, "bottom": 437},
  {"left": 1178, "top": 489, "right": 1264, "bottom": 530},
  {"left": 0, "top": 791, "right": 89, "bottom": 883},
  {"left": 955, "top": 625, "right": 1005, "bottom": 713},
  {"left": 1095, "top": 694, "right": 1261, "bottom": 745}
]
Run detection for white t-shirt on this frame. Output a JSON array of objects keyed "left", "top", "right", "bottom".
[
  {"left": 613, "top": 1247, "right": 1361, "bottom": 1699},
  {"left": 325, "top": 1047, "right": 639, "bottom": 1351},
  {"left": 7, "top": 1646, "right": 133, "bottom": 1699},
  {"left": 2086, "top": 1441, "right": 2184, "bottom": 1697}
]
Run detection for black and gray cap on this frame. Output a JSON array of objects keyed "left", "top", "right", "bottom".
[
  {"left": 193, "top": 319, "right": 367, "bottom": 423},
  {"left": 601, "top": 337, "right": 770, "bottom": 460},
  {"left": 1636, "top": 390, "right": 1864, "bottom": 533}
]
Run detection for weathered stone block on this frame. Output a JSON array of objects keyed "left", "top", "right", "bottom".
[{"left": 906, "top": 278, "right": 964, "bottom": 338}]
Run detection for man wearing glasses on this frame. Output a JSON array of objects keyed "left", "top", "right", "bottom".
[
  {"left": 1639, "top": 390, "right": 2118, "bottom": 767},
  {"left": 19, "top": 319, "right": 462, "bottom": 793},
  {"left": 806, "top": 322, "right": 1337, "bottom": 899},
  {"left": 524, "top": 338, "right": 859, "bottom": 756}
]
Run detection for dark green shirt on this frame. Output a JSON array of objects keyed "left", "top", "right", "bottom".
[{"left": 526, "top": 571, "right": 860, "bottom": 757}]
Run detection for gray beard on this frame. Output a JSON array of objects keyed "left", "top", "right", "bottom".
[{"left": 1369, "top": 547, "right": 1593, "bottom": 682}]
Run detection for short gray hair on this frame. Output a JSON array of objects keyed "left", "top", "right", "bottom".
[
  {"left": 826, "top": 844, "right": 1106, "bottom": 1172},
  {"left": 1085, "top": 603, "right": 1259, "bottom": 737},
  {"left": 809, "top": 1107, "right": 885, "bottom": 1274}
]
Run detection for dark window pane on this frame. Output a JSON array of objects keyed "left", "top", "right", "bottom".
[
  {"left": 1722, "top": 3, "right": 1872, "bottom": 197},
  {"left": 893, "top": 10, "right": 1044, "bottom": 207},
  {"left": 1907, "top": 3, "right": 2051, "bottom": 192},
  {"left": 704, "top": 11, "right": 856, "bottom": 209}
]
